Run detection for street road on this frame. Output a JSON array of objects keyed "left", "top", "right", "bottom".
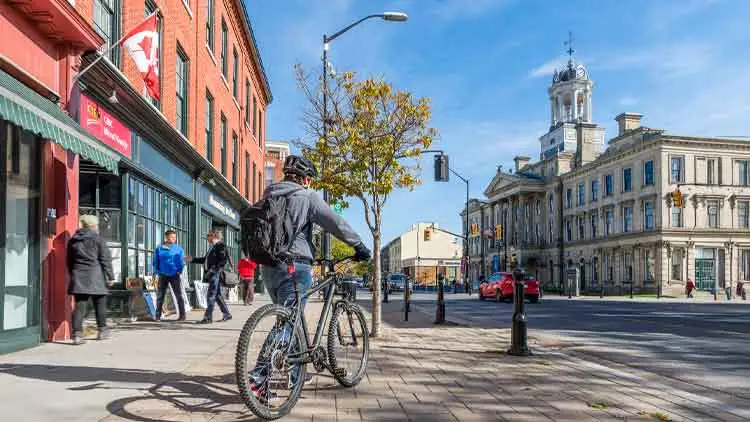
[{"left": 361, "top": 290, "right": 750, "bottom": 401}]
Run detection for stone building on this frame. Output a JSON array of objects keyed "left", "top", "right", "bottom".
[
  {"left": 463, "top": 52, "right": 750, "bottom": 298},
  {"left": 381, "top": 223, "right": 462, "bottom": 285}
]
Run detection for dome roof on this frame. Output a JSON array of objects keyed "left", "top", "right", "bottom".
[{"left": 553, "top": 62, "right": 588, "bottom": 84}]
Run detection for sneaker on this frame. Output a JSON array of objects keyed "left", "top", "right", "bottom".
[
  {"left": 177, "top": 315, "right": 187, "bottom": 322},
  {"left": 220, "top": 314, "right": 232, "bottom": 322},
  {"left": 196, "top": 318, "right": 212, "bottom": 325},
  {"left": 72, "top": 334, "right": 86, "bottom": 345},
  {"left": 97, "top": 328, "right": 111, "bottom": 340}
]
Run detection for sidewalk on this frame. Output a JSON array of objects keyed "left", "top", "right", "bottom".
[{"left": 0, "top": 296, "right": 748, "bottom": 421}]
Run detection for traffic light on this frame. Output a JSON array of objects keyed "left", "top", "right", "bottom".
[
  {"left": 671, "top": 189, "right": 683, "bottom": 208},
  {"left": 470, "top": 223, "right": 479, "bottom": 235},
  {"left": 424, "top": 228, "right": 432, "bottom": 241},
  {"left": 510, "top": 252, "right": 518, "bottom": 269},
  {"left": 495, "top": 224, "right": 503, "bottom": 240},
  {"left": 434, "top": 154, "right": 449, "bottom": 182}
]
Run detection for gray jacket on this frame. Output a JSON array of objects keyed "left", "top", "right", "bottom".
[{"left": 262, "top": 181, "right": 364, "bottom": 262}]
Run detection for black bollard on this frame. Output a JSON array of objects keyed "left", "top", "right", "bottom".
[
  {"left": 435, "top": 280, "right": 446, "bottom": 324},
  {"left": 404, "top": 281, "right": 411, "bottom": 321},
  {"left": 383, "top": 281, "right": 389, "bottom": 303},
  {"left": 507, "top": 268, "right": 531, "bottom": 356},
  {"left": 630, "top": 282, "right": 634, "bottom": 299}
]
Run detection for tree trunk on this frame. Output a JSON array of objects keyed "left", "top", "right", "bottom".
[{"left": 370, "top": 229, "right": 382, "bottom": 338}]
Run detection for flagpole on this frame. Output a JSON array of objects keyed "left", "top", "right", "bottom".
[{"left": 71, "top": 10, "right": 160, "bottom": 84}]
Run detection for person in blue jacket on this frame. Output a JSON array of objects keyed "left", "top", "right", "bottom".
[{"left": 153, "top": 229, "right": 186, "bottom": 321}]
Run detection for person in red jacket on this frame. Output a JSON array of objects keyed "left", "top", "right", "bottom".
[{"left": 238, "top": 257, "right": 257, "bottom": 305}]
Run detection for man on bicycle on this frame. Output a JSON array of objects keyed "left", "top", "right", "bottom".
[{"left": 250, "top": 155, "right": 370, "bottom": 398}]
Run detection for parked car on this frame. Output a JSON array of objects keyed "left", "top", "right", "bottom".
[
  {"left": 389, "top": 273, "right": 406, "bottom": 292},
  {"left": 478, "top": 272, "right": 540, "bottom": 303}
]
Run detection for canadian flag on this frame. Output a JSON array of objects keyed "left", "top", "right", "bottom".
[{"left": 121, "top": 13, "right": 160, "bottom": 100}]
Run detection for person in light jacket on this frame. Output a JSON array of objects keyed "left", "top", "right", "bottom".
[
  {"left": 153, "top": 229, "right": 186, "bottom": 321},
  {"left": 67, "top": 215, "right": 115, "bottom": 345}
]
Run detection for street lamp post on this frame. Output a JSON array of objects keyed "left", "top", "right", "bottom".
[{"left": 320, "top": 12, "right": 408, "bottom": 267}]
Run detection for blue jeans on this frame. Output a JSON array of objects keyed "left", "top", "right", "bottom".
[
  {"left": 204, "top": 270, "right": 230, "bottom": 320},
  {"left": 250, "top": 263, "right": 312, "bottom": 387}
]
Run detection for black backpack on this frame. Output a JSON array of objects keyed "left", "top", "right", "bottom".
[{"left": 241, "top": 194, "right": 297, "bottom": 266}]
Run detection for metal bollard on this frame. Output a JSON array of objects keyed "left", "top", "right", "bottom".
[
  {"left": 404, "top": 282, "right": 411, "bottom": 321},
  {"left": 630, "top": 282, "right": 634, "bottom": 299},
  {"left": 435, "top": 280, "right": 446, "bottom": 324},
  {"left": 383, "top": 282, "right": 389, "bottom": 303},
  {"left": 507, "top": 268, "right": 531, "bottom": 356}
]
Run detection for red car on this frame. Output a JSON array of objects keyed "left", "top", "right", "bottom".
[{"left": 478, "top": 272, "right": 540, "bottom": 303}]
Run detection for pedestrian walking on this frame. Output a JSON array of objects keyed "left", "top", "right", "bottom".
[
  {"left": 153, "top": 229, "right": 186, "bottom": 321},
  {"left": 238, "top": 256, "right": 257, "bottom": 305},
  {"left": 186, "top": 229, "right": 232, "bottom": 324},
  {"left": 737, "top": 281, "right": 746, "bottom": 301},
  {"left": 686, "top": 277, "right": 696, "bottom": 298},
  {"left": 67, "top": 215, "right": 115, "bottom": 345}
]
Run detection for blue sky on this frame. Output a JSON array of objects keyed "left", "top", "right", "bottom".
[{"left": 248, "top": 0, "right": 750, "bottom": 246}]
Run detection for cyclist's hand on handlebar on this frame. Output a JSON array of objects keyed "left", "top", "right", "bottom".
[{"left": 353, "top": 243, "right": 371, "bottom": 262}]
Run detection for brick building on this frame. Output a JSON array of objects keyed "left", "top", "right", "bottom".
[
  {"left": 264, "top": 140, "right": 290, "bottom": 187},
  {"left": 0, "top": 0, "right": 272, "bottom": 353}
]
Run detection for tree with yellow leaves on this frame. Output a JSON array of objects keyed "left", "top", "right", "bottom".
[{"left": 296, "top": 66, "right": 437, "bottom": 337}]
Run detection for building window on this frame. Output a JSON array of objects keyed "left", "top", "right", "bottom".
[
  {"left": 591, "top": 180, "right": 599, "bottom": 201},
  {"left": 145, "top": 2, "right": 162, "bottom": 108},
  {"left": 566, "top": 220, "right": 572, "bottom": 242},
  {"left": 624, "top": 252, "right": 633, "bottom": 281},
  {"left": 672, "top": 206, "right": 682, "bottom": 228},
  {"left": 232, "top": 47, "right": 238, "bottom": 98},
  {"left": 205, "top": 91, "right": 213, "bottom": 163},
  {"left": 672, "top": 248, "right": 683, "bottom": 280},
  {"left": 94, "top": 0, "right": 120, "bottom": 67},
  {"left": 252, "top": 97, "right": 258, "bottom": 137},
  {"left": 590, "top": 213, "right": 598, "bottom": 238},
  {"left": 645, "top": 250, "right": 655, "bottom": 282},
  {"left": 592, "top": 256, "right": 599, "bottom": 283},
  {"left": 739, "top": 201, "right": 750, "bottom": 228},
  {"left": 603, "top": 254, "right": 610, "bottom": 281},
  {"left": 739, "top": 160, "right": 749, "bottom": 186},
  {"left": 245, "top": 79, "right": 251, "bottom": 124},
  {"left": 548, "top": 221, "right": 553, "bottom": 243},
  {"left": 577, "top": 183, "right": 585, "bottom": 206},
  {"left": 707, "top": 158, "right": 718, "bottom": 185},
  {"left": 671, "top": 157, "right": 683, "bottom": 183},
  {"left": 644, "top": 200, "right": 654, "bottom": 231},
  {"left": 221, "top": 19, "right": 228, "bottom": 78},
  {"left": 578, "top": 216, "right": 584, "bottom": 240},
  {"left": 231, "top": 132, "right": 238, "bottom": 186},
  {"left": 605, "top": 174, "right": 614, "bottom": 196},
  {"left": 741, "top": 250, "right": 750, "bottom": 280},
  {"left": 265, "top": 165, "right": 275, "bottom": 187},
  {"left": 80, "top": 172, "right": 122, "bottom": 281},
  {"left": 244, "top": 153, "right": 250, "bottom": 200},
  {"left": 206, "top": 0, "right": 214, "bottom": 51},
  {"left": 623, "top": 168, "right": 632, "bottom": 192},
  {"left": 623, "top": 206, "right": 632, "bottom": 232},
  {"left": 258, "top": 170, "right": 262, "bottom": 199},
  {"left": 644, "top": 161, "right": 654, "bottom": 186},
  {"left": 176, "top": 46, "right": 189, "bottom": 136},
  {"left": 252, "top": 162, "right": 257, "bottom": 201},
  {"left": 220, "top": 114, "right": 227, "bottom": 176},
  {"left": 548, "top": 194, "right": 554, "bottom": 214},
  {"left": 259, "top": 110, "right": 264, "bottom": 147},
  {"left": 566, "top": 188, "right": 572, "bottom": 209},
  {"left": 708, "top": 200, "right": 719, "bottom": 228},
  {"left": 126, "top": 177, "right": 189, "bottom": 279},
  {"left": 605, "top": 209, "right": 613, "bottom": 236}
]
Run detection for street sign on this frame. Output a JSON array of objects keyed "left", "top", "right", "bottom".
[{"left": 332, "top": 203, "right": 343, "bottom": 215}]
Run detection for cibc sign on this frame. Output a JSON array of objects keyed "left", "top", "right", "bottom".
[{"left": 80, "top": 94, "right": 132, "bottom": 157}]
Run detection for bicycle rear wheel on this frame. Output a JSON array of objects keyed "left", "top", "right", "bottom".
[
  {"left": 235, "top": 304, "right": 308, "bottom": 420},
  {"left": 327, "top": 302, "right": 369, "bottom": 387}
]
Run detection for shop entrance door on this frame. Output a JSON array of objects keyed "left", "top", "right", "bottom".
[
  {"left": 0, "top": 124, "right": 42, "bottom": 354},
  {"left": 695, "top": 248, "right": 716, "bottom": 291}
]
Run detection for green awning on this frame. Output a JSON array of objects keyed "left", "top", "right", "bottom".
[{"left": 0, "top": 69, "right": 120, "bottom": 174}]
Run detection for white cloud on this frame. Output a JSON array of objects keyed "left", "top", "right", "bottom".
[{"left": 529, "top": 56, "right": 567, "bottom": 78}]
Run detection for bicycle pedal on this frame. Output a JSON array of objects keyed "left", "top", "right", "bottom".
[{"left": 333, "top": 367, "right": 348, "bottom": 378}]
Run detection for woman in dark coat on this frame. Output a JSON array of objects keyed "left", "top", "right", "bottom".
[{"left": 67, "top": 215, "right": 115, "bottom": 345}]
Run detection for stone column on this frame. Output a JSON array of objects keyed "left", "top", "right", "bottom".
[{"left": 687, "top": 241, "right": 696, "bottom": 285}]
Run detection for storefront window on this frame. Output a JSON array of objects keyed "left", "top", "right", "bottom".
[
  {"left": 79, "top": 168, "right": 122, "bottom": 284},
  {"left": 128, "top": 177, "right": 190, "bottom": 278},
  {"left": 1, "top": 125, "right": 41, "bottom": 331}
]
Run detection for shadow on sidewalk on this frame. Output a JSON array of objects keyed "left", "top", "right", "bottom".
[
  {"left": 356, "top": 298, "right": 462, "bottom": 330},
  {"left": 0, "top": 363, "right": 258, "bottom": 421}
]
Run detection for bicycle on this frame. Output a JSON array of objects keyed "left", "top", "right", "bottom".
[{"left": 234, "top": 256, "right": 369, "bottom": 420}]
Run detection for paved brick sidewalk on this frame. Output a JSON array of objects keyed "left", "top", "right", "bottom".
[{"left": 1, "top": 295, "right": 749, "bottom": 421}]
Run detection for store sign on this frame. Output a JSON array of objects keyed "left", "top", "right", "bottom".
[
  {"left": 80, "top": 95, "right": 132, "bottom": 157},
  {"left": 208, "top": 194, "right": 238, "bottom": 221}
]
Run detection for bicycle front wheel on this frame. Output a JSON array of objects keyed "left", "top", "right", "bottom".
[
  {"left": 235, "top": 304, "right": 308, "bottom": 420},
  {"left": 327, "top": 301, "right": 369, "bottom": 387}
]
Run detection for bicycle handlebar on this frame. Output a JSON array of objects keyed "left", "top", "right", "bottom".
[{"left": 314, "top": 255, "right": 357, "bottom": 267}]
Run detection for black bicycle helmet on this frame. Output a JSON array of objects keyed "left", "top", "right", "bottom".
[{"left": 283, "top": 155, "right": 318, "bottom": 178}]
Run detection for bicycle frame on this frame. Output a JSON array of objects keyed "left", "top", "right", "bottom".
[{"left": 284, "top": 259, "right": 354, "bottom": 366}]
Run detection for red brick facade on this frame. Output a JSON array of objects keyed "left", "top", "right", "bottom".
[{"left": 73, "top": 0, "right": 270, "bottom": 201}]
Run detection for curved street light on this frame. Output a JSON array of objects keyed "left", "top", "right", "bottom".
[{"left": 320, "top": 12, "right": 409, "bottom": 263}]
